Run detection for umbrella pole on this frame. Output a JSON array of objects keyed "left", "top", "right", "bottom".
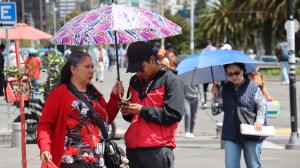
[
  {"left": 114, "top": 31, "right": 120, "bottom": 81},
  {"left": 210, "top": 66, "right": 215, "bottom": 83},
  {"left": 15, "top": 40, "right": 27, "bottom": 168}
]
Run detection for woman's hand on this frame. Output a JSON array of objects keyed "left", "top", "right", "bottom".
[
  {"left": 40, "top": 151, "right": 52, "bottom": 163},
  {"left": 254, "top": 122, "right": 262, "bottom": 132},
  {"left": 120, "top": 103, "right": 142, "bottom": 116},
  {"left": 211, "top": 84, "right": 219, "bottom": 98},
  {"left": 112, "top": 81, "right": 124, "bottom": 96}
]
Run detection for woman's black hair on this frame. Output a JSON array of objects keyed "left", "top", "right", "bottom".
[
  {"left": 223, "top": 63, "right": 245, "bottom": 73},
  {"left": 60, "top": 51, "right": 90, "bottom": 84}
]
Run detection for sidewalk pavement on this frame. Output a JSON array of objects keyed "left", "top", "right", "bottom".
[{"left": 1, "top": 135, "right": 300, "bottom": 168}]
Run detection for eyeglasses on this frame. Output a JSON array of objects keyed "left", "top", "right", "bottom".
[{"left": 226, "top": 71, "right": 241, "bottom": 78}]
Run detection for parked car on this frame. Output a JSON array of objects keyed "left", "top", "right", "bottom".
[{"left": 255, "top": 55, "right": 279, "bottom": 64}]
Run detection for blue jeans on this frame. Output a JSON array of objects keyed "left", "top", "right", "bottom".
[
  {"left": 223, "top": 140, "right": 262, "bottom": 168},
  {"left": 31, "top": 79, "right": 39, "bottom": 99},
  {"left": 279, "top": 61, "right": 289, "bottom": 83}
]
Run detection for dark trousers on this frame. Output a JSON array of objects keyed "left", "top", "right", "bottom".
[
  {"left": 126, "top": 147, "right": 174, "bottom": 168},
  {"left": 0, "top": 72, "right": 4, "bottom": 96},
  {"left": 184, "top": 98, "right": 199, "bottom": 133},
  {"left": 203, "top": 83, "right": 209, "bottom": 103}
]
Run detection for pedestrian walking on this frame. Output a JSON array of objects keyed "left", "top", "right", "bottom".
[
  {"left": 211, "top": 63, "right": 266, "bottom": 168},
  {"left": 89, "top": 46, "right": 108, "bottom": 83},
  {"left": 248, "top": 67, "right": 272, "bottom": 100},
  {"left": 275, "top": 40, "right": 289, "bottom": 85},
  {"left": 120, "top": 41, "right": 185, "bottom": 168},
  {"left": 107, "top": 45, "right": 116, "bottom": 71},
  {"left": 183, "top": 84, "right": 199, "bottom": 139},
  {"left": 0, "top": 44, "right": 5, "bottom": 96},
  {"left": 37, "top": 51, "right": 124, "bottom": 167},
  {"left": 25, "top": 50, "right": 42, "bottom": 99}
]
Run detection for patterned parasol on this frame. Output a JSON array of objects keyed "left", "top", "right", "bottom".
[{"left": 51, "top": 4, "right": 182, "bottom": 46}]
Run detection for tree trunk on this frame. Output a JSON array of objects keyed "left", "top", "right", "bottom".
[{"left": 263, "top": 18, "right": 273, "bottom": 55}]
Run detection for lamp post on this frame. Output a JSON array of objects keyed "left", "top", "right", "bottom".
[
  {"left": 190, "top": 0, "right": 194, "bottom": 54},
  {"left": 52, "top": 2, "right": 57, "bottom": 50},
  {"left": 285, "top": 0, "right": 300, "bottom": 150}
]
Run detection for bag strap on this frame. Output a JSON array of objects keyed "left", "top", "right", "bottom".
[{"left": 66, "top": 82, "right": 108, "bottom": 140}]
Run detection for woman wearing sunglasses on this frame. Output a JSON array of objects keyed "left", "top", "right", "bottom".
[{"left": 211, "top": 63, "right": 266, "bottom": 168}]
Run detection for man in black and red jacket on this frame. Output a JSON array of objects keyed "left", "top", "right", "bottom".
[{"left": 120, "top": 41, "right": 185, "bottom": 168}]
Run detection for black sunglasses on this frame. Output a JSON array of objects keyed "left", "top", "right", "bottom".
[{"left": 226, "top": 71, "right": 241, "bottom": 78}]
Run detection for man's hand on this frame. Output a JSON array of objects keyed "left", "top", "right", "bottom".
[{"left": 120, "top": 103, "right": 143, "bottom": 115}]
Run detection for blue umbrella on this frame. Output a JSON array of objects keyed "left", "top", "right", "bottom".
[{"left": 176, "top": 49, "right": 257, "bottom": 85}]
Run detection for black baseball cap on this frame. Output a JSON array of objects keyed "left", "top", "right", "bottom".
[{"left": 126, "top": 41, "right": 153, "bottom": 73}]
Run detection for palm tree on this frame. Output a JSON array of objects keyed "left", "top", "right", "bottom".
[{"left": 198, "top": 0, "right": 246, "bottom": 48}]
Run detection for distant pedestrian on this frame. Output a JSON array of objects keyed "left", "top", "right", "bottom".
[
  {"left": 0, "top": 44, "right": 5, "bottom": 96},
  {"left": 88, "top": 45, "right": 107, "bottom": 82},
  {"left": 247, "top": 49, "right": 257, "bottom": 60},
  {"left": 248, "top": 67, "right": 272, "bottom": 100},
  {"left": 275, "top": 40, "right": 289, "bottom": 85},
  {"left": 107, "top": 45, "right": 116, "bottom": 71},
  {"left": 183, "top": 84, "right": 199, "bottom": 139},
  {"left": 165, "top": 43, "right": 178, "bottom": 69},
  {"left": 25, "top": 50, "right": 42, "bottom": 98}
]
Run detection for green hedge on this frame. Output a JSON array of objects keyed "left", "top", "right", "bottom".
[{"left": 260, "top": 67, "right": 300, "bottom": 76}]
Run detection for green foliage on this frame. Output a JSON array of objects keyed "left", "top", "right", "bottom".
[
  {"left": 260, "top": 67, "right": 300, "bottom": 76},
  {"left": 164, "top": 11, "right": 190, "bottom": 55},
  {"left": 4, "top": 66, "right": 31, "bottom": 94},
  {"left": 43, "top": 51, "right": 66, "bottom": 99},
  {"left": 4, "top": 66, "right": 26, "bottom": 80}
]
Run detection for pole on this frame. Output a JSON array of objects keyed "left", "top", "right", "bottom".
[
  {"left": 190, "top": 0, "right": 195, "bottom": 54},
  {"left": 285, "top": 0, "right": 300, "bottom": 150},
  {"left": 53, "top": 2, "right": 57, "bottom": 50},
  {"left": 112, "top": 0, "right": 120, "bottom": 81},
  {"left": 15, "top": 40, "right": 27, "bottom": 167},
  {"left": 21, "top": 0, "right": 25, "bottom": 22},
  {"left": 5, "top": 29, "right": 10, "bottom": 129},
  {"left": 160, "top": 0, "right": 165, "bottom": 49}
]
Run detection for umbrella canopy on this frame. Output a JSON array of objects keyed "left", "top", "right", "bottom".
[
  {"left": 51, "top": 4, "right": 181, "bottom": 80},
  {"left": 51, "top": 4, "right": 181, "bottom": 45},
  {"left": 176, "top": 50, "right": 257, "bottom": 85},
  {"left": 0, "top": 23, "right": 52, "bottom": 40}
]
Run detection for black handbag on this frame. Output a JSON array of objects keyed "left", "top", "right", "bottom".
[{"left": 67, "top": 83, "right": 128, "bottom": 168}]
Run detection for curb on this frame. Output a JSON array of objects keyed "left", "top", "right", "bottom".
[{"left": 275, "top": 128, "right": 300, "bottom": 135}]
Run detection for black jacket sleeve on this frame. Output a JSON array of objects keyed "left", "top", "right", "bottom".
[{"left": 140, "top": 72, "right": 185, "bottom": 125}]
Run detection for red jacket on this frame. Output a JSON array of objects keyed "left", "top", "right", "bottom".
[
  {"left": 124, "top": 69, "right": 185, "bottom": 148},
  {"left": 37, "top": 84, "right": 120, "bottom": 167}
]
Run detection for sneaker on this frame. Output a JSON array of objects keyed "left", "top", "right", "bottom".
[
  {"left": 201, "top": 103, "right": 208, "bottom": 109},
  {"left": 185, "top": 132, "right": 194, "bottom": 139},
  {"left": 281, "top": 81, "right": 289, "bottom": 85},
  {"left": 185, "top": 132, "right": 191, "bottom": 139}
]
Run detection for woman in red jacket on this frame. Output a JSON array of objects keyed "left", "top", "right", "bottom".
[{"left": 37, "top": 51, "right": 124, "bottom": 167}]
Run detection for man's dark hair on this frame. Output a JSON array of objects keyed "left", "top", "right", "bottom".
[{"left": 0, "top": 44, "right": 5, "bottom": 50}]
